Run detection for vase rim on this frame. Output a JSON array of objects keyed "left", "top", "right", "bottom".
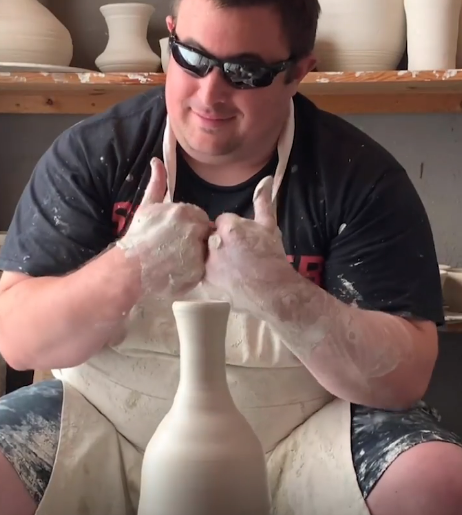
[
  {"left": 100, "top": 3, "right": 155, "bottom": 13},
  {"left": 173, "top": 300, "right": 231, "bottom": 308}
]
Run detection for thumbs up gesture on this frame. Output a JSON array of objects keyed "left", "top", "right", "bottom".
[
  {"left": 204, "top": 176, "right": 295, "bottom": 316},
  {"left": 117, "top": 158, "right": 211, "bottom": 298}
]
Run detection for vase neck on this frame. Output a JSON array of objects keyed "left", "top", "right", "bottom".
[{"left": 173, "top": 301, "right": 231, "bottom": 391}]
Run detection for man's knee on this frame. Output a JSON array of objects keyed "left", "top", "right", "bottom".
[
  {"left": 367, "top": 441, "right": 462, "bottom": 515},
  {"left": 0, "top": 447, "right": 37, "bottom": 515},
  {"left": 0, "top": 380, "right": 63, "bottom": 511}
]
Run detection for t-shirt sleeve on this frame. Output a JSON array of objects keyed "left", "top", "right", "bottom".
[
  {"left": 323, "top": 165, "right": 445, "bottom": 326},
  {"left": 0, "top": 125, "right": 115, "bottom": 277}
]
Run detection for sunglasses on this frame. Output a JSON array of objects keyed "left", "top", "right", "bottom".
[{"left": 168, "top": 33, "right": 295, "bottom": 90}]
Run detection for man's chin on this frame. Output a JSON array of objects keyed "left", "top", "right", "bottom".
[{"left": 184, "top": 136, "right": 237, "bottom": 159}]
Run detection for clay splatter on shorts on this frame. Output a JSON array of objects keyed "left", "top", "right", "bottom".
[
  {"left": 0, "top": 380, "right": 63, "bottom": 504},
  {"left": 351, "top": 401, "right": 462, "bottom": 498}
]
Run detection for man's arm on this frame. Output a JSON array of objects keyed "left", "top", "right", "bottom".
[
  {"left": 258, "top": 266, "right": 438, "bottom": 409},
  {"left": 0, "top": 123, "right": 126, "bottom": 370},
  {"left": 0, "top": 120, "right": 210, "bottom": 371},
  {"left": 205, "top": 165, "right": 443, "bottom": 410},
  {"left": 0, "top": 246, "right": 140, "bottom": 370}
]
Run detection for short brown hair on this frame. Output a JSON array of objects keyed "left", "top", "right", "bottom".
[{"left": 172, "top": 0, "right": 320, "bottom": 58}]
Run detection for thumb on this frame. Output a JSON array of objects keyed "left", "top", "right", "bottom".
[
  {"left": 253, "top": 176, "right": 276, "bottom": 230},
  {"left": 139, "top": 158, "right": 167, "bottom": 207}
]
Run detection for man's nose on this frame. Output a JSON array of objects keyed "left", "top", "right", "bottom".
[{"left": 195, "top": 67, "right": 231, "bottom": 106}]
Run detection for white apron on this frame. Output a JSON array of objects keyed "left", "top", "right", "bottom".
[{"left": 35, "top": 100, "right": 370, "bottom": 515}]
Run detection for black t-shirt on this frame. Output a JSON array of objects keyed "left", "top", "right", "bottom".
[
  {"left": 0, "top": 87, "right": 445, "bottom": 326},
  {"left": 174, "top": 148, "right": 279, "bottom": 221}
]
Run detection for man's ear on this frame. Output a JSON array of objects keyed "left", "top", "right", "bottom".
[
  {"left": 286, "top": 54, "right": 317, "bottom": 95},
  {"left": 293, "top": 54, "right": 317, "bottom": 83},
  {"left": 166, "top": 15, "right": 175, "bottom": 33}
]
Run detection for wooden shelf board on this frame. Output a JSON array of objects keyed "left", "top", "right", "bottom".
[
  {"left": 1, "top": 69, "right": 462, "bottom": 114},
  {"left": 445, "top": 322, "right": 462, "bottom": 333}
]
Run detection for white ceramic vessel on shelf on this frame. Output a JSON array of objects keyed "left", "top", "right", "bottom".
[
  {"left": 137, "top": 301, "right": 271, "bottom": 515},
  {"left": 314, "top": 0, "right": 406, "bottom": 71},
  {"left": 457, "top": 6, "right": 462, "bottom": 67},
  {"left": 440, "top": 269, "right": 449, "bottom": 289},
  {"left": 159, "top": 36, "right": 170, "bottom": 72},
  {"left": 95, "top": 3, "right": 161, "bottom": 73},
  {"left": 405, "top": 0, "right": 462, "bottom": 70},
  {"left": 0, "top": 0, "right": 73, "bottom": 66}
]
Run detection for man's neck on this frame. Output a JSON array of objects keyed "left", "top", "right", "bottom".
[{"left": 182, "top": 147, "right": 277, "bottom": 187}]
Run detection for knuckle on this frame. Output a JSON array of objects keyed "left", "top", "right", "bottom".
[
  {"left": 215, "top": 213, "right": 237, "bottom": 233},
  {"left": 173, "top": 203, "right": 208, "bottom": 222}
]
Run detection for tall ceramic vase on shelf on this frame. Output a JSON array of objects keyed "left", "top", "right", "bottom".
[
  {"left": 159, "top": 36, "right": 170, "bottom": 72},
  {"left": 137, "top": 301, "right": 271, "bottom": 515},
  {"left": 95, "top": 3, "right": 161, "bottom": 73},
  {"left": 313, "top": 0, "right": 406, "bottom": 71},
  {"left": 455, "top": 4, "right": 462, "bottom": 67},
  {"left": 405, "top": 0, "right": 462, "bottom": 70},
  {"left": 0, "top": 0, "right": 73, "bottom": 66}
]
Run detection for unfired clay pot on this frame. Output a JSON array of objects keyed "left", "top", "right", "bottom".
[
  {"left": 405, "top": 0, "right": 462, "bottom": 70},
  {"left": 138, "top": 301, "right": 271, "bottom": 515},
  {"left": 314, "top": 0, "right": 406, "bottom": 71},
  {"left": 455, "top": 4, "right": 462, "bottom": 67},
  {"left": 444, "top": 268, "right": 462, "bottom": 313},
  {"left": 95, "top": 3, "right": 161, "bottom": 73},
  {"left": 159, "top": 36, "right": 170, "bottom": 72},
  {"left": 0, "top": 0, "right": 73, "bottom": 66}
]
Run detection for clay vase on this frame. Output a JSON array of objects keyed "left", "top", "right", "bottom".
[
  {"left": 405, "top": 0, "right": 462, "bottom": 70},
  {"left": 454, "top": 1, "right": 462, "bottom": 67},
  {"left": 314, "top": 0, "right": 406, "bottom": 71},
  {"left": 159, "top": 36, "right": 170, "bottom": 72},
  {"left": 95, "top": 3, "right": 161, "bottom": 73},
  {"left": 137, "top": 301, "right": 271, "bottom": 515},
  {"left": 444, "top": 268, "right": 462, "bottom": 313},
  {"left": 0, "top": 0, "right": 73, "bottom": 66}
]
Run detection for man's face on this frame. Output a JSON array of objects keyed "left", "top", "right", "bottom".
[{"left": 165, "top": 0, "right": 313, "bottom": 166}]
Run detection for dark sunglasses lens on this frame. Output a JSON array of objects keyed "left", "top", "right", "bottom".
[
  {"left": 169, "top": 37, "right": 282, "bottom": 89},
  {"left": 223, "top": 63, "right": 275, "bottom": 88},
  {"left": 171, "top": 43, "right": 211, "bottom": 77}
]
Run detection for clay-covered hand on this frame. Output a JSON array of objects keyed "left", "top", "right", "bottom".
[
  {"left": 117, "top": 158, "right": 211, "bottom": 298},
  {"left": 204, "top": 176, "right": 297, "bottom": 315}
]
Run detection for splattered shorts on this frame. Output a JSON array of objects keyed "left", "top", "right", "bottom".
[{"left": 1, "top": 380, "right": 462, "bottom": 505}]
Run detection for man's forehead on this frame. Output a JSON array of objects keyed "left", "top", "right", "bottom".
[{"left": 174, "top": 0, "right": 289, "bottom": 61}]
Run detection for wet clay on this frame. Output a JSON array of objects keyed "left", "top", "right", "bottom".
[
  {"left": 203, "top": 174, "right": 414, "bottom": 387},
  {"left": 116, "top": 158, "right": 210, "bottom": 298}
]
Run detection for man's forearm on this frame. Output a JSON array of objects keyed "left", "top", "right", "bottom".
[
  {"left": 0, "top": 246, "right": 141, "bottom": 370},
  {"left": 259, "top": 269, "right": 438, "bottom": 409}
]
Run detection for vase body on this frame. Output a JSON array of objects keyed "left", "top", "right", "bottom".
[
  {"left": 0, "top": 0, "right": 73, "bottom": 66},
  {"left": 95, "top": 3, "right": 161, "bottom": 73},
  {"left": 137, "top": 301, "right": 271, "bottom": 515},
  {"left": 405, "top": 0, "right": 462, "bottom": 70},
  {"left": 457, "top": 6, "right": 462, "bottom": 67},
  {"left": 314, "top": 0, "right": 406, "bottom": 71}
]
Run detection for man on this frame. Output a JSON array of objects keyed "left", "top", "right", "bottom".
[{"left": 0, "top": 0, "right": 461, "bottom": 513}]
